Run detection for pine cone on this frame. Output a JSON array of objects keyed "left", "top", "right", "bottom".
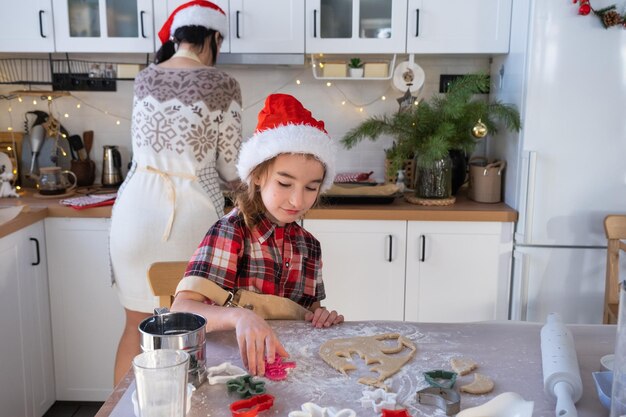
[{"left": 602, "top": 10, "right": 623, "bottom": 27}]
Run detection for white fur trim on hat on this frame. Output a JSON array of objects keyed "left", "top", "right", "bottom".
[
  {"left": 171, "top": 5, "right": 228, "bottom": 37},
  {"left": 237, "top": 124, "right": 336, "bottom": 192}
]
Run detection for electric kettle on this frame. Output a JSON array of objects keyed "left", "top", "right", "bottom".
[{"left": 102, "top": 145, "right": 123, "bottom": 187}]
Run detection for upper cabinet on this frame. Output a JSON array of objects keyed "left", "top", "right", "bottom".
[
  {"left": 53, "top": 0, "right": 155, "bottom": 53},
  {"left": 153, "top": 0, "right": 230, "bottom": 52},
  {"left": 0, "top": 0, "right": 55, "bottom": 52},
  {"left": 305, "top": 0, "right": 407, "bottom": 54},
  {"left": 406, "top": 0, "right": 512, "bottom": 54},
  {"left": 229, "top": 0, "right": 303, "bottom": 53}
]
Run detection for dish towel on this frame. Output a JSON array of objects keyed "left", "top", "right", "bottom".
[{"left": 60, "top": 193, "right": 117, "bottom": 210}]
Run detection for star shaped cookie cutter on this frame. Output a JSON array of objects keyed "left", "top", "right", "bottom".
[
  {"left": 416, "top": 387, "right": 460, "bottom": 416},
  {"left": 226, "top": 374, "right": 266, "bottom": 398},
  {"left": 230, "top": 393, "right": 274, "bottom": 417},
  {"left": 207, "top": 362, "right": 247, "bottom": 385},
  {"left": 288, "top": 402, "right": 356, "bottom": 417},
  {"left": 423, "top": 369, "right": 457, "bottom": 389},
  {"left": 359, "top": 388, "right": 397, "bottom": 413},
  {"left": 264, "top": 354, "right": 296, "bottom": 381}
]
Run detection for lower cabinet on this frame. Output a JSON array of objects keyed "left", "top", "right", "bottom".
[
  {"left": 303, "top": 219, "right": 513, "bottom": 322},
  {"left": 45, "top": 218, "right": 125, "bottom": 401},
  {"left": 0, "top": 221, "right": 55, "bottom": 417}
]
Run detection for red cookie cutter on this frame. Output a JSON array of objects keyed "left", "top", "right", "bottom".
[
  {"left": 381, "top": 409, "right": 412, "bottom": 417},
  {"left": 230, "top": 394, "right": 275, "bottom": 417},
  {"left": 264, "top": 354, "right": 296, "bottom": 381}
]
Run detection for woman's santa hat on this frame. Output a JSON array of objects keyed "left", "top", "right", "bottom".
[
  {"left": 158, "top": 0, "right": 227, "bottom": 45},
  {"left": 237, "top": 94, "right": 336, "bottom": 192}
]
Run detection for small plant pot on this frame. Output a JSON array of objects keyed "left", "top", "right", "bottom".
[{"left": 349, "top": 68, "right": 364, "bottom": 78}]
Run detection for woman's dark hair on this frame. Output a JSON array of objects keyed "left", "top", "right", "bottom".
[{"left": 154, "top": 26, "right": 222, "bottom": 65}]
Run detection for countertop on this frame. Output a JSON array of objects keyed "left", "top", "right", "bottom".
[
  {"left": 96, "top": 320, "right": 614, "bottom": 417},
  {"left": 0, "top": 188, "right": 517, "bottom": 239}
]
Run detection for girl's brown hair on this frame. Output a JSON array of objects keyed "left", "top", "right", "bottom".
[{"left": 234, "top": 154, "right": 326, "bottom": 228}]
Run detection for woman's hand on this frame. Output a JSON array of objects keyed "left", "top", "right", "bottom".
[
  {"left": 234, "top": 309, "right": 288, "bottom": 376},
  {"left": 305, "top": 306, "right": 344, "bottom": 328}
]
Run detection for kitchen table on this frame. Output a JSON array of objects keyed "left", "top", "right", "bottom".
[{"left": 96, "top": 320, "right": 614, "bottom": 417}]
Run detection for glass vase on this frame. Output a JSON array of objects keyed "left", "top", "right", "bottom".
[
  {"left": 414, "top": 153, "right": 452, "bottom": 199},
  {"left": 611, "top": 280, "right": 626, "bottom": 417}
]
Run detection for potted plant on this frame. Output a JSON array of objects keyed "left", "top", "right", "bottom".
[
  {"left": 348, "top": 57, "right": 364, "bottom": 78},
  {"left": 341, "top": 73, "right": 521, "bottom": 199}
]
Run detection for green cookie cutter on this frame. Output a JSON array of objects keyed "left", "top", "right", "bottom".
[
  {"left": 423, "top": 370, "right": 457, "bottom": 389},
  {"left": 226, "top": 374, "right": 266, "bottom": 398}
]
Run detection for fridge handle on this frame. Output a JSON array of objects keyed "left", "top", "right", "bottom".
[
  {"left": 516, "top": 151, "right": 537, "bottom": 244},
  {"left": 510, "top": 250, "right": 529, "bottom": 321}
]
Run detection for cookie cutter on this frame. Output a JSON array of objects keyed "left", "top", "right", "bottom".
[
  {"left": 416, "top": 387, "right": 460, "bottom": 416},
  {"left": 359, "top": 388, "right": 397, "bottom": 413},
  {"left": 230, "top": 393, "right": 274, "bottom": 417},
  {"left": 381, "top": 409, "right": 412, "bottom": 417},
  {"left": 288, "top": 402, "right": 356, "bottom": 417},
  {"left": 264, "top": 354, "right": 296, "bottom": 381},
  {"left": 227, "top": 374, "right": 266, "bottom": 398},
  {"left": 423, "top": 370, "right": 458, "bottom": 388},
  {"left": 207, "top": 362, "right": 247, "bottom": 385}
]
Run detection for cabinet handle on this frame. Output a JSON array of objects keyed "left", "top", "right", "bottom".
[
  {"left": 313, "top": 9, "right": 317, "bottom": 38},
  {"left": 140, "top": 11, "right": 147, "bottom": 38},
  {"left": 415, "top": 9, "right": 420, "bottom": 37},
  {"left": 236, "top": 11, "right": 241, "bottom": 38},
  {"left": 387, "top": 235, "right": 393, "bottom": 262},
  {"left": 30, "top": 238, "right": 40, "bottom": 266},
  {"left": 419, "top": 235, "right": 425, "bottom": 262},
  {"left": 38, "top": 10, "right": 46, "bottom": 38}
]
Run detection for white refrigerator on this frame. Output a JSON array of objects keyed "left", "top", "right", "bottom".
[{"left": 490, "top": 0, "right": 626, "bottom": 323}]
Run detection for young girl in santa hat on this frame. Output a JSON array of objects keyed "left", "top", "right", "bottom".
[{"left": 172, "top": 94, "right": 344, "bottom": 377}]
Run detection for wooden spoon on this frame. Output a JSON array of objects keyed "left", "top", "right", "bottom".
[{"left": 82, "top": 131, "right": 94, "bottom": 160}]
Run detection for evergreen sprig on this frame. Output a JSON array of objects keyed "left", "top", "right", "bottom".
[{"left": 340, "top": 73, "right": 522, "bottom": 175}]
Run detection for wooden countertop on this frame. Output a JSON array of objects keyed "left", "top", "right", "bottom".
[{"left": 0, "top": 188, "right": 517, "bottom": 239}]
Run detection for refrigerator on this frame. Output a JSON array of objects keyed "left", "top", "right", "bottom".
[{"left": 489, "top": 0, "right": 626, "bottom": 324}]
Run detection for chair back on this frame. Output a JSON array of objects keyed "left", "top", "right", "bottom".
[
  {"left": 147, "top": 261, "right": 188, "bottom": 308},
  {"left": 604, "top": 215, "right": 626, "bottom": 324}
]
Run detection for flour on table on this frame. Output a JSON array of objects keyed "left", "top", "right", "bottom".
[{"left": 319, "top": 333, "right": 417, "bottom": 389}]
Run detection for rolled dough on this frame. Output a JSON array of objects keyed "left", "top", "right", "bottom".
[
  {"left": 460, "top": 373, "right": 494, "bottom": 394},
  {"left": 319, "top": 333, "right": 417, "bottom": 389},
  {"left": 451, "top": 357, "right": 478, "bottom": 376}
]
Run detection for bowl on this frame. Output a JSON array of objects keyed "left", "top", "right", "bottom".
[
  {"left": 592, "top": 371, "right": 613, "bottom": 410},
  {"left": 601, "top": 354, "right": 615, "bottom": 371}
]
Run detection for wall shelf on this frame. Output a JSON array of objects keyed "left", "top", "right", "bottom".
[{"left": 311, "top": 54, "right": 396, "bottom": 81}]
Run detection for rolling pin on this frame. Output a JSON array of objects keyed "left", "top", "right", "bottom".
[{"left": 541, "top": 313, "right": 583, "bottom": 417}]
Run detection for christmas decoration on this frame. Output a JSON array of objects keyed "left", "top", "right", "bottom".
[
  {"left": 472, "top": 119, "right": 488, "bottom": 138},
  {"left": 396, "top": 88, "right": 417, "bottom": 113},
  {"left": 572, "top": 1, "right": 626, "bottom": 28}
]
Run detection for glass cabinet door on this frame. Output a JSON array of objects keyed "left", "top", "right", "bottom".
[
  {"left": 306, "top": 0, "right": 406, "bottom": 53},
  {"left": 55, "top": 0, "right": 154, "bottom": 52}
]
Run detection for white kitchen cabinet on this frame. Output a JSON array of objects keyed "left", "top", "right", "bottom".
[
  {"left": 303, "top": 219, "right": 407, "bottom": 321},
  {"left": 0, "top": 0, "right": 55, "bottom": 52},
  {"left": 229, "top": 0, "right": 303, "bottom": 53},
  {"left": 153, "top": 0, "right": 230, "bottom": 52},
  {"left": 0, "top": 221, "right": 55, "bottom": 417},
  {"left": 305, "top": 0, "right": 407, "bottom": 53},
  {"left": 45, "top": 217, "right": 125, "bottom": 401},
  {"left": 406, "top": 0, "right": 512, "bottom": 54},
  {"left": 53, "top": 0, "right": 155, "bottom": 53},
  {"left": 405, "top": 221, "right": 513, "bottom": 322}
]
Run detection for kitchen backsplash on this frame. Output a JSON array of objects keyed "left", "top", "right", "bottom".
[{"left": 0, "top": 55, "right": 488, "bottom": 184}]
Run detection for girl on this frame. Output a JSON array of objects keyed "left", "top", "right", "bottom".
[{"left": 172, "top": 94, "right": 344, "bottom": 376}]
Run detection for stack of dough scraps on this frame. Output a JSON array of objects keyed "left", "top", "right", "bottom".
[{"left": 450, "top": 357, "right": 494, "bottom": 394}]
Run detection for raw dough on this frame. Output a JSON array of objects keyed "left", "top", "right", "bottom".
[
  {"left": 460, "top": 373, "right": 495, "bottom": 394},
  {"left": 451, "top": 357, "right": 478, "bottom": 376},
  {"left": 319, "top": 333, "right": 416, "bottom": 389}
]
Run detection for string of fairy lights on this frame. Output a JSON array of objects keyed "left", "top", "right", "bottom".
[{"left": 0, "top": 58, "right": 408, "bottom": 131}]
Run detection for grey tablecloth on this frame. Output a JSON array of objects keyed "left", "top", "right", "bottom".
[{"left": 107, "top": 320, "right": 615, "bottom": 417}]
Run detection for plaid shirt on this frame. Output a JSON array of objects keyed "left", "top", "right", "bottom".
[{"left": 184, "top": 209, "right": 325, "bottom": 308}]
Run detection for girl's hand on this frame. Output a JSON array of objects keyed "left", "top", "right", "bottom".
[
  {"left": 234, "top": 309, "right": 288, "bottom": 376},
  {"left": 305, "top": 306, "right": 344, "bottom": 328}
]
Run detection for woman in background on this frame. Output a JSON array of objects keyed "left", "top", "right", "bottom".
[{"left": 109, "top": 0, "right": 242, "bottom": 385}]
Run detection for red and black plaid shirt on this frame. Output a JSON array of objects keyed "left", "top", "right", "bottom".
[{"left": 184, "top": 208, "right": 325, "bottom": 308}]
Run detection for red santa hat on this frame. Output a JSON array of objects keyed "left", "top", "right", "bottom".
[
  {"left": 158, "top": 0, "right": 227, "bottom": 45},
  {"left": 237, "top": 94, "right": 336, "bottom": 192}
]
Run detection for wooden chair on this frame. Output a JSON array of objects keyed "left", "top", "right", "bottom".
[
  {"left": 603, "top": 215, "right": 626, "bottom": 324},
  {"left": 147, "top": 261, "right": 187, "bottom": 308}
]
